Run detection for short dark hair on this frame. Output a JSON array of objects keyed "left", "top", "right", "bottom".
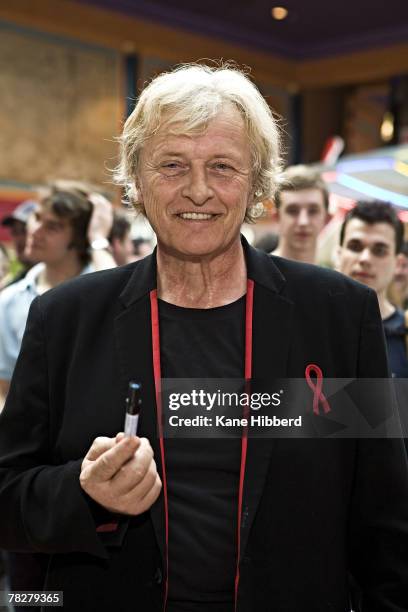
[
  {"left": 132, "top": 237, "right": 151, "bottom": 256},
  {"left": 275, "top": 166, "right": 329, "bottom": 211},
  {"left": 400, "top": 240, "right": 408, "bottom": 257},
  {"left": 254, "top": 232, "right": 279, "bottom": 253},
  {"left": 339, "top": 201, "right": 403, "bottom": 254},
  {"left": 41, "top": 188, "right": 93, "bottom": 265},
  {"left": 108, "top": 210, "right": 131, "bottom": 243}
]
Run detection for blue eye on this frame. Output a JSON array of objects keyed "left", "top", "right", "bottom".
[
  {"left": 214, "top": 163, "right": 233, "bottom": 172},
  {"left": 161, "top": 162, "right": 185, "bottom": 175}
]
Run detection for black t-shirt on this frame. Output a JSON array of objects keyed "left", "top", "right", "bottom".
[
  {"left": 383, "top": 309, "right": 408, "bottom": 378},
  {"left": 158, "top": 296, "right": 245, "bottom": 610}
]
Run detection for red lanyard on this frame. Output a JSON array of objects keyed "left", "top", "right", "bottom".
[{"left": 150, "top": 279, "right": 254, "bottom": 611}]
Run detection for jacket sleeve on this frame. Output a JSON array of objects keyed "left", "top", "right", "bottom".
[
  {"left": 0, "top": 297, "right": 108, "bottom": 559},
  {"left": 349, "top": 288, "right": 408, "bottom": 610}
]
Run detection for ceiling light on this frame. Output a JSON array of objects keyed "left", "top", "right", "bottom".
[
  {"left": 271, "top": 6, "right": 288, "bottom": 20},
  {"left": 380, "top": 111, "right": 394, "bottom": 143}
]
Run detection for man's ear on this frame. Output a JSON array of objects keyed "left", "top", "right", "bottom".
[{"left": 332, "top": 245, "right": 343, "bottom": 270}]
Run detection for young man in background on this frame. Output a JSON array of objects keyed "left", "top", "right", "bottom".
[
  {"left": 272, "top": 166, "right": 329, "bottom": 264},
  {"left": 0, "top": 186, "right": 115, "bottom": 409},
  {"left": 108, "top": 209, "right": 135, "bottom": 266},
  {"left": 336, "top": 200, "right": 408, "bottom": 378}
]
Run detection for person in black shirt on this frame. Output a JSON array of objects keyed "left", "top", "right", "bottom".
[
  {"left": 389, "top": 241, "right": 408, "bottom": 310},
  {"left": 336, "top": 200, "right": 408, "bottom": 378}
]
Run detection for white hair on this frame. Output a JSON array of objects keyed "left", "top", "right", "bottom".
[{"left": 114, "top": 63, "right": 282, "bottom": 221}]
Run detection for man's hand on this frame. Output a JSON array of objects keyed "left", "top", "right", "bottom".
[
  {"left": 87, "top": 193, "right": 113, "bottom": 243},
  {"left": 0, "top": 379, "right": 10, "bottom": 413},
  {"left": 87, "top": 193, "right": 117, "bottom": 270},
  {"left": 80, "top": 434, "right": 162, "bottom": 515}
]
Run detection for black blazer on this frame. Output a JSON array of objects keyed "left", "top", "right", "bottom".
[{"left": 0, "top": 242, "right": 407, "bottom": 612}]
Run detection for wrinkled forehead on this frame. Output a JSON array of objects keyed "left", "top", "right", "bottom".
[
  {"left": 156, "top": 102, "right": 246, "bottom": 136},
  {"left": 140, "top": 106, "right": 251, "bottom": 163}
]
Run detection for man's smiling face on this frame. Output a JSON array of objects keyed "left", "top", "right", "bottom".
[{"left": 136, "top": 104, "right": 252, "bottom": 260}]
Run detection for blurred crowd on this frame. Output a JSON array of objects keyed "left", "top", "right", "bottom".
[
  {"left": 1, "top": 170, "right": 407, "bottom": 415},
  {"left": 0, "top": 183, "right": 154, "bottom": 411},
  {"left": 254, "top": 166, "right": 408, "bottom": 380}
]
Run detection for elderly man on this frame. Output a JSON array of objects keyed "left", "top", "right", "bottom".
[{"left": 0, "top": 64, "right": 407, "bottom": 612}]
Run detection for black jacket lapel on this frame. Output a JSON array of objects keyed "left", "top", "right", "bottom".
[
  {"left": 114, "top": 253, "right": 167, "bottom": 564},
  {"left": 239, "top": 243, "right": 295, "bottom": 560}
]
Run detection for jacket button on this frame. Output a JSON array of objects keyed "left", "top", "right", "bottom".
[{"left": 154, "top": 567, "right": 163, "bottom": 584}]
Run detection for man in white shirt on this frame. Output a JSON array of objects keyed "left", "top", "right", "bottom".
[{"left": 0, "top": 187, "right": 115, "bottom": 408}]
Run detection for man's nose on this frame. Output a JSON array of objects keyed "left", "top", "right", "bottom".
[
  {"left": 358, "top": 247, "right": 372, "bottom": 264},
  {"left": 30, "top": 219, "right": 43, "bottom": 238},
  {"left": 182, "top": 166, "right": 213, "bottom": 206},
  {"left": 297, "top": 208, "right": 309, "bottom": 225}
]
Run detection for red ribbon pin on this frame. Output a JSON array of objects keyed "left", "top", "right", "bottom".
[{"left": 305, "top": 364, "right": 331, "bottom": 416}]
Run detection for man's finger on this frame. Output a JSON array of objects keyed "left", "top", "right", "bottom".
[
  {"left": 112, "top": 451, "right": 156, "bottom": 496},
  {"left": 84, "top": 436, "right": 116, "bottom": 462},
  {"left": 135, "top": 476, "right": 162, "bottom": 514},
  {"left": 91, "top": 436, "right": 139, "bottom": 481}
]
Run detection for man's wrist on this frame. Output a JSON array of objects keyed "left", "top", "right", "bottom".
[{"left": 90, "top": 238, "right": 110, "bottom": 251}]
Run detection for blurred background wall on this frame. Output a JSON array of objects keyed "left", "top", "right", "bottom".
[
  {"left": 0, "top": 22, "right": 121, "bottom": 186},
  {"left": 0, "top": 0, "right": 407, "bottom": 230}
]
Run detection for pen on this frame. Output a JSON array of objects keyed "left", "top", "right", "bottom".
[{"left": 124, "top": 381, "right": 142, "bottom": 437}]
